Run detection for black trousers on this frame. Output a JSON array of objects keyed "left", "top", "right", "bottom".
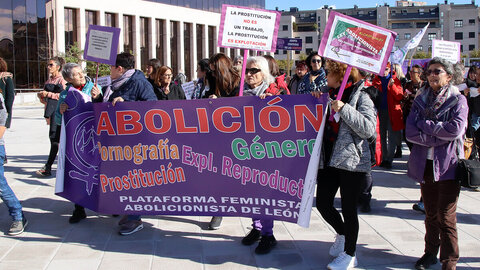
[
  {"left": 45, "top": 124, "right": 61, "bottom": 170},
  {"left": 316, "top": 166, "right": 365, "bottom": 256}
]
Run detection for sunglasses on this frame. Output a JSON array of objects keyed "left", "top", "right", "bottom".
[
  {"left": 47, "top": 63, "right": 55, "bottom": 67},
  {"left": 426, "top": 69, "right": 446, "bottom": 76},
  {"left": 245, "top": 68, "right": 261, "bottom": 75},
  {"left": 311, "top": 59, "right": 322, "bottom": 64}
]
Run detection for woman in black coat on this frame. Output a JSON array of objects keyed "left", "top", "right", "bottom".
[{"left": 151, "top": 66, "right": 186, "bottom": 100}]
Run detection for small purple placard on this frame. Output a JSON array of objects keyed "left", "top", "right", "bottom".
[
  {"left": 83, "top": 25, "right": 121, "bottom": 65},
  {"left": 277, "top": 38, "right": 302, "bottom": 51},
  {"left": 218, "top": 4, "right": 281, "bottom": 52}
]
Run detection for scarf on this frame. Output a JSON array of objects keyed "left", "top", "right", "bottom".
[
  {"left": 425, "top": 84, "right": 450, "bottom": 120},
  {"left": 243, "top": 81, "right": 268, "bottom": 96},
  {"left": 192, "top": 78, "right": 204, "bottom": 99},
  {"left": 310, "top": 69, "right": 323, "bottom": 76},
  {"left": 103, "top": 69, "right": 136, "bottom": 102}
]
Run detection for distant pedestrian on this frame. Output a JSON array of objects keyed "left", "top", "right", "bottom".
[{"left": 36, "top": 57, "right": 67, "bottom": 177}]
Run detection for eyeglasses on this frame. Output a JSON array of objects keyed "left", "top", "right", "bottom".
[
  {"left": 426, "top": 69, "right": 446, "bottom": 76},
  {"left": 162, "top": 74, "right": 173, "bottom": 78},
  {"left": 311, "top": 59, "right": 322, "bottom": 64},
  {"left": 245, "top": 68, "right": 261, "bottom": 75}
]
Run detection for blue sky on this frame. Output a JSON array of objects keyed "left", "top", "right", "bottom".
[{"left": 266, "top": 0, "right": 475, "bottom": 10}]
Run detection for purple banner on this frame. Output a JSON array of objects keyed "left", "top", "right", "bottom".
[{"left": 56, "top": 94, "right": 327, "bottom": 223}]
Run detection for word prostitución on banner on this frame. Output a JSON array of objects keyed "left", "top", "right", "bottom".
[
  {"left": 319, "top": 11, "right": 397, "bottom": 75},
  {"left": 218, "top": 5, "right": 281, "bottom": 52},
  {"left": 432, "top": 39, "right": 461, "bottom": 64},
  {"left": 56, "top": 93, "right": 328, "bottom": 224}
]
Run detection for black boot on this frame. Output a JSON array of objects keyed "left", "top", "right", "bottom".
[{"left": 69, "top": 204, "right": 86, "bottom": 224}]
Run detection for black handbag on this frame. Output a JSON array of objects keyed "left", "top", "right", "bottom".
[
  {"left": 456, "top": 159, "right": 480, "bottom": 188},
  {"left": 456, "top": 133, "right": 480, "bottom": 188}
]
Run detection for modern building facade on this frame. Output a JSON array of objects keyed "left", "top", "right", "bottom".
[
  {"left": 275, "top": 1, "right": 480, "bottom": 62},
  {"left": 1, "top": 0, "right": 265, "bottom": 89}
]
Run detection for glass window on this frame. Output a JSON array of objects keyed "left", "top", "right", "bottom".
[
  {"left": 196, "top": 24, "right": 204, "bottom": 61},
  {"left": 140, "top": 17, "right": 150, "bottom": 72},
  {"left": 85, "top": 10, "right": 97, "bottom": 33},
  {"left": 282, "top": 25, "right": 288, "bottom": 31},
  {"left": 171, "top": 21, "right": 179, "bottom": 75},
  {"left": 428, "top": 33, "right": 436, "bottom": 41},
  {"left": 105, "top": 13, "right": 116, "bottom": 27},
  {"left": 404, "top": 33, "right": 411, "bottom": 40},
  {"left": 469, "top": 44, "right": 475, "bottom": 51},
  {"left": 469, "top": 19, "right": 476, "bottom": 25},
  {"left": 208, "top": 26, "right": 216, "bottom": 57},
  {"left": 156, "top": 19, "right": 165, "bottom": 63},
  {"left": 64, "top": 8, "right": 78, "bottom": 50},
  {"left": 418, "top": 45, "right": 423, "bottom": 51},
  {"left": 469, "top": 32, "right": 475, "bottom": 38},
  {"left": 454, "top": 20, "right": 463, "bottom": 28},
  {"left": 305, "top": 36, "right": 313, "bottom": 43},
  {"left": 306, "top": 48, "right": 313, "bottom": 55},
  {"left": 455, "top": 32, "right": 463, "bottom": 40},
  {"left": 184, "top": 23, "right": 192, "bottom": 80},
  {"left": 123, "top": 15, "right": 134, "bottom": 53}
]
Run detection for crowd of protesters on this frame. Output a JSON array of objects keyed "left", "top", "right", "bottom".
[{"left": 1, "top": 48, "right": 478, "bottom": 270}]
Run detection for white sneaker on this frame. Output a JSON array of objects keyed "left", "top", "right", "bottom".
[
  {"left": 327, "top": 252, "right": 358, "bottom": 270},
  {"left": 329, "top": 234, "right": 346, "bottom": 257}
]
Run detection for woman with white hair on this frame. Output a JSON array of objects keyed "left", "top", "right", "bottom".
[
  {"left": 240, "top": 56, "right": 279, "bottom": 254},
  {"left": 242, "top": 56, "right": 274, "bottom": 97},
  {"left": 56, "top": 62, "right": 102, "bottom": 224}
]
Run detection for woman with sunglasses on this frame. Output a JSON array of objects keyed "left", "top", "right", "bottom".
[
  {"left": 152, "top": 66, "right": 186, "bottom": 100},
  {"left": 406, "top": 58, "right": 468, "bottom": 270},
  {"left": 297, "top": 51, "right": 327, "bottom": 95},
  {"left": 242, "top": 56, "right": 274, "bottom": 97},
  {"left": 36, "top": 56, "right": 67, "bottom": 177},
  {"left": 205, "top": 53, "right": 240, "bottom": 230}
]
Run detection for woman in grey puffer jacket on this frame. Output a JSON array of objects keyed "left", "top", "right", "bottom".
[{"left": 314, "top": 60, "right": 376, "bottom": 270}]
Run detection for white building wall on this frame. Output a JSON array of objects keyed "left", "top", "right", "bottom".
[{"left": 55, "top": 0, "right": 221, "bottom": 79}]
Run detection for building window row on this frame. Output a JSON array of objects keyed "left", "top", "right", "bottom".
[{"left": 63, "top": 8, "right": 217, "bottom": 80}]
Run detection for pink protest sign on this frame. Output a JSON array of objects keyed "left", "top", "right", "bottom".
[{"left": 318, "top": 11, "right": 397, "bottom": 76}]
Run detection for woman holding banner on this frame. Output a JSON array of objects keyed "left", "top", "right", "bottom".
[
  {"left": 314, "top": 60, "right": 376, "bottom": 269},
  {"left": 206, "top": 53, "right": 240, "bottom": 230},
  {"left": 406, "top": 58, "right": 467, "bottom": 270},
  {"left": 297, "top": 52, "right": 327, "bottom": 95},
  {"left": 57, "top": 62, "right": 102, "bottom": 224},
  {"left": 240, "top": 56, "right": 285, "bottom": 254}
]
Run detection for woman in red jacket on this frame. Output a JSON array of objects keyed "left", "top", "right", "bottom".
[{"left": 371, "top": 62, "right": 404, "bottom": 169}]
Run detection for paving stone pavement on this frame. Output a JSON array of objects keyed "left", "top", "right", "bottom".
[{"left": 0, "top": 104, "right": 479, "bottom": 270}]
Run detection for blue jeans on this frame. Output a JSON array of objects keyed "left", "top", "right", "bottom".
[{"left": 0, "top": 145, "right": 23, "bottom": 221}]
